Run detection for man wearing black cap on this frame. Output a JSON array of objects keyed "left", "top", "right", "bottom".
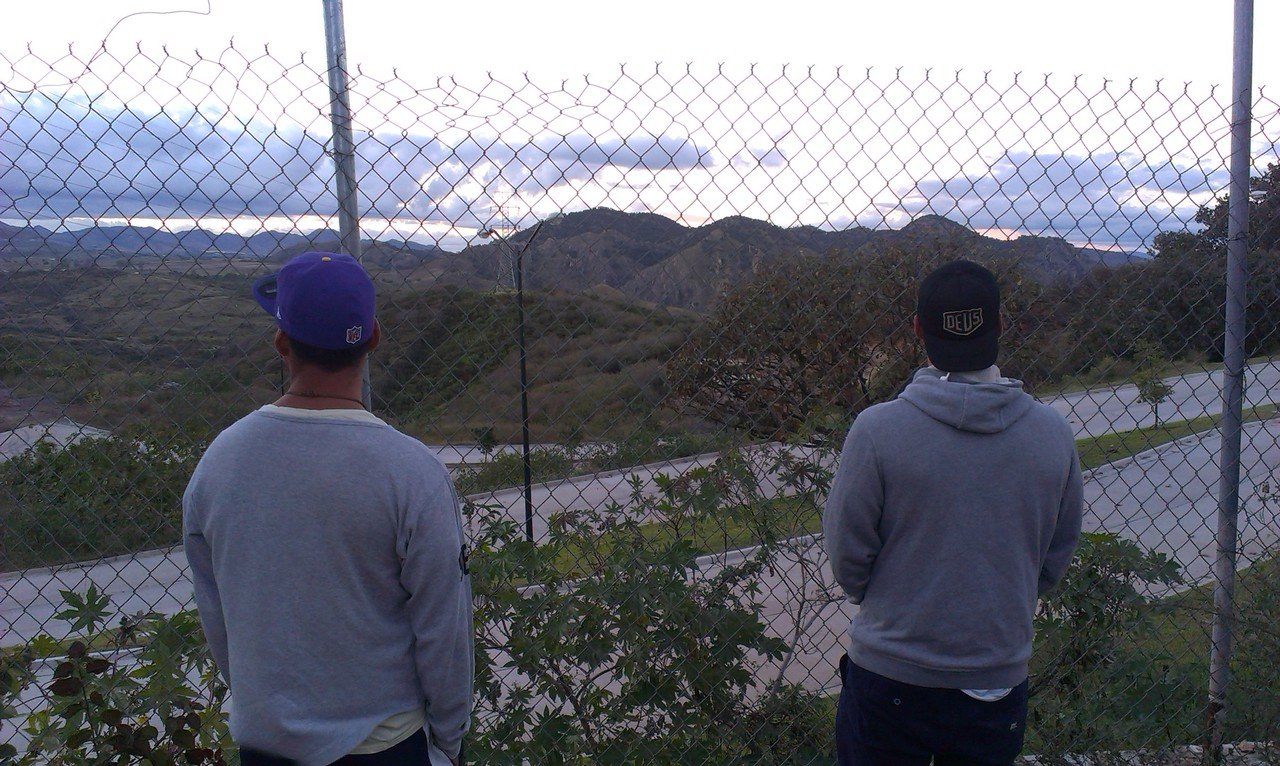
[
  {"left": 823, "top": 260, "right": 1083, "bottom": 765},
  {"left": 183, "top": 252, "right": 472, "bottom": 766}
]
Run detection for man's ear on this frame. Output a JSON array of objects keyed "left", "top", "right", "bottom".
[
  {"left": 913, "top": 315, "right": 924, "bottom": 341},
  {"left": 366, "top": 320, "right": 382, "bottom": 354},
  {"left": 274, "top": 330, "right": 290, "bottom": 359}
]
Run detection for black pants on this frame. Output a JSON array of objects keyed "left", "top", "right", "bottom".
[
  {"left": 835, "top": 655, "right": 1028, "bottom": 766},
  {"left": 238, "top": 729, "right": 433, "bottom": 766}
]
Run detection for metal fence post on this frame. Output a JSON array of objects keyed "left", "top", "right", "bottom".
[
  {"left": 321, "top": 0, "right": 370, "bottom": 409},
  {"left": 1207, "top": 0, "right": 1254, "bottom": 754}
]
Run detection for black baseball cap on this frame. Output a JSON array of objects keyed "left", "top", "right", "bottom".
[{"left": 916, "top": 260, "right": 1001, "bottom": 372}]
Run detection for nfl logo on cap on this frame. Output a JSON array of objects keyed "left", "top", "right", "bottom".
[{"left": 250, "top": 252, "right": 377, "bottom": 351}]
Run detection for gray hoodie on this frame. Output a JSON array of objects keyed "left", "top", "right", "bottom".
[{"left": 823, "top": 367, "right": 1083, "bottom": 689}]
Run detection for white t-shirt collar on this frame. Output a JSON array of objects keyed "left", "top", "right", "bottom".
[{"left": 259, "top": 404, "right": 386, "bottom": 425}]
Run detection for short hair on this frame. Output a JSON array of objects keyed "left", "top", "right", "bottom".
[{"left": 286, "top": 334, "right": 371, "bottom": 372}]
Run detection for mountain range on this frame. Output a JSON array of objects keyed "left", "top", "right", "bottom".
[
  {"left": 454, "top": 209, "right": 1144, "bottom": 310},
  {"left": 0, "top": 222, "right": 442, "bottom": 269},
  {"left": 0, "top": 209, "right": 1144, "bottom": 311}
]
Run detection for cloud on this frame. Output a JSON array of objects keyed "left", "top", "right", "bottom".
[
  {"left": 883, "top": 149, "right": 1229, "bottom": 249},
  {"left": 1, "top": 93, "right": 334, "bottom": 220},
  {"left": 0, "top": 89, "right": 1241, "bottom": 250},
  {"left": 0, "top": 92, "right": 715, "bottom": 230},
  {"left": 731, "top": 145, "right": 788, "bottom": 170}
]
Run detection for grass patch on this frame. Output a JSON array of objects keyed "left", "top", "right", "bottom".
[
  {"left": 1140, "top": 555, "right": 1280, "bottom": 742},
  {"left": 547, "top": 495, "right": 819, "bottom": 578},
  {"left": 14, "top": 625, "right": 146, "bottom": 658},
  {"left": 804, "top": 556, "right": 1279, "bottom": 757},
  {"left": 0, "top": 270, "right": 708, "bottom": 443},
  {"left": 372, "top": 285, "right": 705, "bottom": 443},
  {"left": 1076, "top": 403, "right": 1278, "bottom": 470}
]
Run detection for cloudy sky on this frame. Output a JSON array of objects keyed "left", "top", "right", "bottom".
[{"left": 2, "top": 0, "right": 1277, "bottom": 251}]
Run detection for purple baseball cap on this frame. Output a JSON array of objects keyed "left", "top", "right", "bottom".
[{"left": 252, "top": 252, "right": 376, "bottom": 350}]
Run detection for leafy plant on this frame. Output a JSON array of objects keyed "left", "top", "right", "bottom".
[
  {"left": 1029, "top": 532, "right": 1186, "bottom": 752},
  {"left": 467, "top": 503, "right": 784, "bottom": 761},
  {"left": 1, "top": 585, "right": 231, "bottom": 765},
  {"left": 14, "top": 450, "right": 1271, "bottom": 764},
  {"left": 464, "top": 444, "right": 833, "bottom": 764}
]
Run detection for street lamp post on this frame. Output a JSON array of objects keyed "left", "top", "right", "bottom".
[{"left": 480, "top": 221, "right": 546, "bottom": 543}]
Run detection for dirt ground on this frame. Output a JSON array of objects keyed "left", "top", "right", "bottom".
[{"left": 0, "top": 382, "right": 61, "bottom": 431}]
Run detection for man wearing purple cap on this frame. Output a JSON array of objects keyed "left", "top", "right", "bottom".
[
  {"left": 183, "top": 252, "right": 472, "bottom": 766},
  {"left": 823, "top": 260, "right": 1083, "bottom": 765}
]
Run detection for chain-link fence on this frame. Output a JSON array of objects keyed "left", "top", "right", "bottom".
[{"left": 2, "top": 40, "right": 1279, "bottom": 764}]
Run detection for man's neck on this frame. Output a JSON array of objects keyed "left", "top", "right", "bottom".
[
  {"left": 277, "top": 371, "right": 365, "bottom": 410},
  {"left": 938, "top": 365, "right": 1003, "bottom": 384}
]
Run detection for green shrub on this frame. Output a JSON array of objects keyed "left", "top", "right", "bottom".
[
  {"left": 740, "top": 685, "right": 836, "bottom": 764},
  {"left": 455, "top": 447, "right": 578, "bottom": 496},
  {"left": 1028, "top": 532, "right": 1187, "bottom": 752},
  {"left": 3, "top": 448, "right": 828, "bottom": 765},
  {"left": 0, "top": 430, "right": 201, "bottom": 570},
  {"left": 463, "top": 446, "right": 825, "bottom": 764},
  {"left": 7, "top": 455, "right": 1275, "bottom": 763}
]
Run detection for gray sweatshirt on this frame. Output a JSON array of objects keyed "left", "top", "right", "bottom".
[
  {"left": 183, "top": 406, "right": 473, "bottom": 765},
  {"left": 823, "top": 367, "right": 1083, "bottom": 689}
]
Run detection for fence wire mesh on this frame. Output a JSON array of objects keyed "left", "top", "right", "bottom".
[{"left": 1, "top": 44, "right": 1279, "bottom": 764}]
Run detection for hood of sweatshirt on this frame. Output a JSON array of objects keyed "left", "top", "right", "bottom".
[{"left": 897, "top": 367, "right": 1034, "bottom": 434}]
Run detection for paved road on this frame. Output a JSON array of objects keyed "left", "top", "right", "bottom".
[
  {"left": 3, "top": 382, "right": 1278, "bottom": 746},
  {"left": 732, "top": 416, "right": 1280, "bottom": 696},
  {"left": 0, "top": 420, "right": 110, "bottom": 461},
  {"left": 1047, "top": 360, "right": 1280, "bottom": 439},
  {"left": 0, "top": 446, "right": 814, "bottom": 645},
  {"left": 3, "top": 361, "right": 1276, "bottom": 644}
]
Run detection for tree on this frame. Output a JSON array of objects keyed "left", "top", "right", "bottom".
[
  {"left": 473, "top": 426, "right": 498, "bottom": 455},
  {"left": 1154, "top": 162, "right": 1280, "bottom": 259},
  {"left": 666, "top": 252, "right": 925, "bottom": 440},
  {"left": 1132, "top": 340, "right": 1174, "bottom": 427},
  {"left": 1149, "top": 230, "right": 1204, "bottom": 260}
]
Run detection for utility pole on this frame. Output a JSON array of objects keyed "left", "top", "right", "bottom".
[
  {"left": 480, "top": 218, "right": 546, "bottom": 543},
  {"left": 321, "top": 0, "right": 370, "bottom": 408},
  {"left": 1207, "top": 0, "right": 1253, "bottom": 756}
]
